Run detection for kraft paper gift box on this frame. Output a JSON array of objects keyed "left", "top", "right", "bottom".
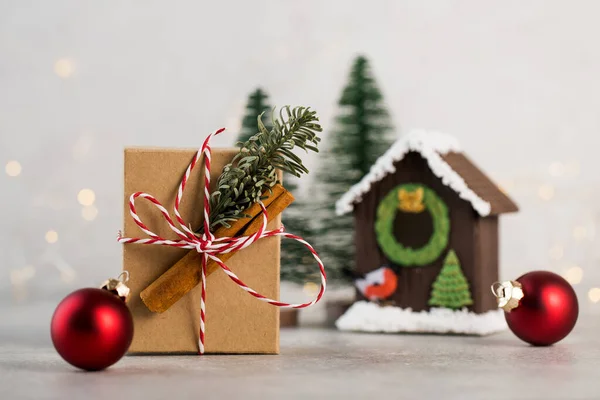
[{"left": 122, "top": 147, "right": 280, "bottom": 354}]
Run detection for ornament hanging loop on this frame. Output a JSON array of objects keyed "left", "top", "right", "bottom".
[
  {"left": 101, "top": 271, "right": 131, "bottom": 302},
  {"left": 117, "top": 271, "right": 130, "bottom": 283},
  {"left": 490, "top": 282, "right": 504, "bottom": 297},
  {"left": 491, "top": 280, "right": 524, "bottom": 312}
]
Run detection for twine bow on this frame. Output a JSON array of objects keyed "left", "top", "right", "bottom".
[{"left": 118, "top": 128, "right": 326, "bottom": 354}]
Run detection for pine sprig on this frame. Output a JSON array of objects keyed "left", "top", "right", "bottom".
[{"left": 205, "top": 106, "right": 322, "bottom": 232}]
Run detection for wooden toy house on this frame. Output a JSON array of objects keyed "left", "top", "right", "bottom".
[{"left": 335, "top": 130, "right": 518, "bottom": 334}]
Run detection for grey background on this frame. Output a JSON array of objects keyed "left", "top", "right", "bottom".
[{"left": 2, "top": 0, "right": 600, "bottom": 342}]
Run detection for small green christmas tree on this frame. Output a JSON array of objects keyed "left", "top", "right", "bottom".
[
  {"left": 236, "top": 96, "right": 316, "bottom": 284},
  {"left": 279, "top": 176, "right": 319, "bottom": 283},
  {"left": 428, "top": 250, "right": 473, "bottom": 310},
  {"left": 312, "top": 55, "right": 395, "bottom": 282},
  {"left": 239, "top": 88, "right": 273, "bottom": 143}
]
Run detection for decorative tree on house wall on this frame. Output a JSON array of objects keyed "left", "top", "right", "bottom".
[
  {"left": 238, "top": 88, "right": 273, "bottom": 143},
  {"left": 429, "top": 250, "right": 473, "bottom": 310},
  {"left": 237, "top": 93, "right": 316, "bottom": 284},
  {"left": 313, "top": 55, "right": 395, "bottom": 282}
]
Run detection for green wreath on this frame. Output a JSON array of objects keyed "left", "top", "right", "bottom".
[{"left": 375, "top": 183, "right": 450, "bottom": 267}]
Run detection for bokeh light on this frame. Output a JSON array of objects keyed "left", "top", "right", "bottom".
[
  {"left": 54, "top": 58, "right": 75, "bottom": 78},
  {"left": 538, "top": 185, "right": 554, "bottom": 201},
  {"left": 77, "top": 188, "right": 96, "bottom": 206},
  {"left": 303, "top": 282, "right": 319, "bottom": 296},
  {"left": 5, "top": 161, "right": 22, "bottom": 177},
  {"left": 563, "top": 265, "right": 583, "bottom": 285},
  {"left": 538, "top": 184, "right": 555, "bottom": 201},
  {"left": 45, "top": 230, "right": 59, "bottom": 244},
  {"left": 588, "top": 288, "right": 600, "bottom": 303}
]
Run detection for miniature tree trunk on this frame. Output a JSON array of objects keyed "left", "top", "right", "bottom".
[{"left": 428, "top": 250, "right": 473, "bottom": 309}]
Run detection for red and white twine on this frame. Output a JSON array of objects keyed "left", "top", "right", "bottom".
[{"left": 118, "top": 128, "right": 327, "bottom": 354}]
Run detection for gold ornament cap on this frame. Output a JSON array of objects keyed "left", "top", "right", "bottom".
[
  {"left": 101, "top": 271, "right": 131, "bottom": 302},
  {"left": 491, "top": 280, "right": 524, "bottom": 312}
]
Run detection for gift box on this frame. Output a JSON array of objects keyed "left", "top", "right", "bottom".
[{"left": 122, "top": 147, "right": 281, "bottom": 354}]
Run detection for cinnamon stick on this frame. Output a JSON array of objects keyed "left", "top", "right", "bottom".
[{"left": 140, "top": 184, "right": 294, "bottom": 313}]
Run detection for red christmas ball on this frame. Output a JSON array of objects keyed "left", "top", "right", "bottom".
[
  {"left": 504, "top": 271, "right": 578, "bottom": 346},
  {"left": 51, "top": 288, "right": 134, "bottom": 371}
]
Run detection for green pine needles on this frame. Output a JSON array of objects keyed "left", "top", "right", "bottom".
[
  {"left": 206, "top": 106, "right": 322, "bottom": 232},
  {"left": 428, "top": 250, "right": 474, "bottom": 310}
]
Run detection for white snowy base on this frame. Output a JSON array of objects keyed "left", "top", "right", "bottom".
[{"left": 335, "top": 301, "right": 507, "bottom": 336}]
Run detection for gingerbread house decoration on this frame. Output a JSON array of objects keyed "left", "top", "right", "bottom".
[{"left": 335, "top": 130, "right": 518, "bottom": 335}]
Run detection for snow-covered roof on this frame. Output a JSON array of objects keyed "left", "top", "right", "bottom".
[{"left": 335, "top": 130, "right": 494, "bottom": 217}]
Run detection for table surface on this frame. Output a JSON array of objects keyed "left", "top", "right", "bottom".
[{"left": 2, "top": 309, "right": 599, "bottom": 400}]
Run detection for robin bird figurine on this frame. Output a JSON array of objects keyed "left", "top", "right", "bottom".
[{"left": 355, "top": 266, "right": 398, "bottom": 302}]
